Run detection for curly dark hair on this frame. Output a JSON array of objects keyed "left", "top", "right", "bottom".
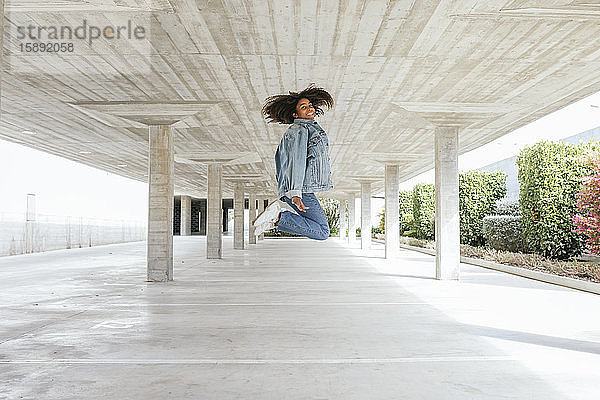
[{"left": 262, "top": 84, "right": 334, "bottom": 124}]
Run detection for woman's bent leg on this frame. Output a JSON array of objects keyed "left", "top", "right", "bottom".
[{"left": 277, "top": 193, "right": 330, "bottom": 240}]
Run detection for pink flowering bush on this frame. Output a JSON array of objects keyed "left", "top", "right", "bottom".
[{"left": 572, "top": 152, "right": 600, "bottom": 255}]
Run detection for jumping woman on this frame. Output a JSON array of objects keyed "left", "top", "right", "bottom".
[{"left": 253, "top": 84, "right": 334, "bottom": 240}]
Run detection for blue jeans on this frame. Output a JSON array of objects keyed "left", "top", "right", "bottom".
[{"left": 277, "top": 193, "right": 330, "bottom": 241}]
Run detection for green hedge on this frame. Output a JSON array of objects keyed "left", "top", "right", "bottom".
[
  {"left": 482, "top": 215, "right": 525, "bottom": 253},
  {"left": 517, "top": 141, "right": 598, "bottom": 259},
  {"left": 459, "top": 171, "right": 506, "bottom": 246},
  {"left": 320, "top": 198, "right": 339, "bottom": 235},
  {"left": 412, "top": 184, "right": 435, "bottom": 240},
  {"left": 399, "top": 190, "right": 413, "bottom": 235}
]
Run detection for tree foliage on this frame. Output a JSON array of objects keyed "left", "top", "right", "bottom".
[
  {"left": 459, "top": 170, "right": 506, "bottom": 246},
  {"left": 412, "top": 184, "right": 435, "bottom": 240},
  {"left": 320, "top": 197, "right": 339, "bottom": 235},
  {"left": 517, "top": 141, "right": 599, "bottom": 259}
]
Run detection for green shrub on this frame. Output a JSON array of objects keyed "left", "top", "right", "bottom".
[
  {"left": 378, "top": 209, "right": 385, "bottom": 233},
  {"left": 483, "top": 215, "right": 526, "bottom": 253},
  {"left": 401, "top": 214, "right": 415, "bottom": 236},
  {"left": 412, "top": 184, "right": 435, "bottom": 240},
  {"left": 320, "top": 197, "right": 339, "bottom": 236},
  {"left": 517, "top": 141, "right": 599, "bottom": 259},
  {"left": 495, "top": 199, "right": 521, "bottom": 216},
  {"left": 399, "top": 190, "right": 413, "bottom": 235},
  {"left": 459, "top": 170, "right": 506, "bottom": 246},
  {"left": 404, "top": 229, "right": 418, "bottom": 238}
]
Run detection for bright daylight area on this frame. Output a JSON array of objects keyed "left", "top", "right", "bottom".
[
  {"left": 2, "top": 90, "right": 599, "bottom": 250},
  {"left": 1, "top": 1, "right": 600, "bottom": 399}
]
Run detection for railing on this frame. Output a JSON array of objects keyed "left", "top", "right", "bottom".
[{"left": 0, "top": 213, "right": 146, "bottom": 257}]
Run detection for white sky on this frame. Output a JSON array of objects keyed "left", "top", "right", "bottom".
[
  {"left": 1, "top": 91, "right": 599, "bottom": 223},
  {"left": 0, "top": 143, "right": 148, "bottom": 222}
]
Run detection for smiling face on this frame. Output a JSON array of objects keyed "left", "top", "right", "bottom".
[{"left": 292, "top": 98, "right": 315, "bottom": 120}]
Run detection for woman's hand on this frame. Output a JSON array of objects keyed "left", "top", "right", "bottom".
[{"left": 292, "top": 196, "right": 309, "bottom": 212}]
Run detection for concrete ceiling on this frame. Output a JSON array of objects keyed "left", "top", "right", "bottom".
[{"left": 1, "top": 0, "right": 600, "bottom": 198}]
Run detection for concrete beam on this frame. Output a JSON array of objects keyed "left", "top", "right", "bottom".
[
  {"left": 147, "top": 125, "right": 174, "bottom": 282},
  {"left": 207, "top": 163, "right": 222, "bottom": 259},
  {"left": 233, "top": 182, "right": 245, "bottom": 250},
  {"left": 249, "top": 193, "right": 257, "bottom": 245},
  {"left": 435, "top": 126, "right": 460, "bottom": 280},
  {"left": 180, "top": 195, "right": 191, "bottom": 236},
  {"left": 385, "top": 165, "right": 400, "bottom": 259},
  {"left": 360, "top": 182, "right": 372, "bottom": 250},
  {"left": 69, "top": 101, "right": 219, "bottom": 127}
]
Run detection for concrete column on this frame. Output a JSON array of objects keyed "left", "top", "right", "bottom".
[
  {"left": 361, "top": 182, "right": 372, "bottom": 249},
  {"left": 180, "top": 195, "right": 191, "bottom": 236},
  {"left": 207, "top": 163, "right": 222, "bottom": 259},
  {"left": 233, "top": 182, "right": 245, "bottom": 250},
  {"left": 385, "top": 165, "right": 400, "bottom": 258},
  {"left": 70, "top": 101, "right": 208, "bottom": 282},
  {"left": 147, "top": 125, "right": 174, "bottom": 282},
  {"left": 258, "top": 198, "right": 266, "bottom": 240},
  {"left": 339, "top": 197, "right": 347, "bottom": 241},
  {"left": 435, "top": 126, "right": 460, "bottom": 280},
  {"left": 249, "top": 193, "right": 257, "bottom": 244},
  {"left": 348, "top": 194, "right": 356, "bottom": 243}
]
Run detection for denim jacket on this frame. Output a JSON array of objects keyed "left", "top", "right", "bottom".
[{"left": 275, "top": 118, "right": 334, "bottom": 199}]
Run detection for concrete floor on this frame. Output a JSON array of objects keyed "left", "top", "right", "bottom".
[{"left": 0, "top": 237, "right": 599, "bottom": 399}]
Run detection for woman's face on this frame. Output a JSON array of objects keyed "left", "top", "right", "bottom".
[{"left": 293, "top": 98, "right": 315, "bottom": 120}]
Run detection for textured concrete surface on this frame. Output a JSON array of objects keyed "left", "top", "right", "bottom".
[
  {"left": 233, "top": 181, "right": 245, "bottom": 250},
  {"left": 4, "top": 1, "right": 600, "bottom": 198},
  {"left": 348, "top": 194, "right": 357, "bottom": 243},
  {"left": 1, "top": 238, "right": 599, "bottom": 399},
  {"left": 339, "top": 197, "right": 347, "bottom": 241},
  {"left": 147, "top": 124, "right": 174, "bottom": 282},
  {"left": 360, "top": 182, "right": 372, "bottom": 250},
  {"left": 435, "top": 126, "right": 460, "bottom": 280},
  {"left": 180, "top": 195, "right": 191, "bottom": 236},
  {"left": 384, "top": 164, "right": 400, "bottom": 259},
  {"left": 0, "top": 0, "right": 3, "bottom": 117},
  {"left": 206, "top": 163, "right": 222, "bottom": 259}
]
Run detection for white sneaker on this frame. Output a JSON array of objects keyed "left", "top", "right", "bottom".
[
  {"left": 253, "top": 200, "right": 281, "bottom": 227},
  {"left": 255, "top": 220, "right": 275, "bottom": 236},
  {"left": 253, "top": 199, "right": 298, "bottom": 228}
]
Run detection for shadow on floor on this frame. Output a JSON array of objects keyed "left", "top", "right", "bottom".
[
  {"left": 350, "top": 254, "right": 386, "bottom": 259},
  {"left": 463, "top": 324, "right": 600, "bottom": 355},
  {"left": 377, "top": 273, "right": 436, "bottom": 280}
]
